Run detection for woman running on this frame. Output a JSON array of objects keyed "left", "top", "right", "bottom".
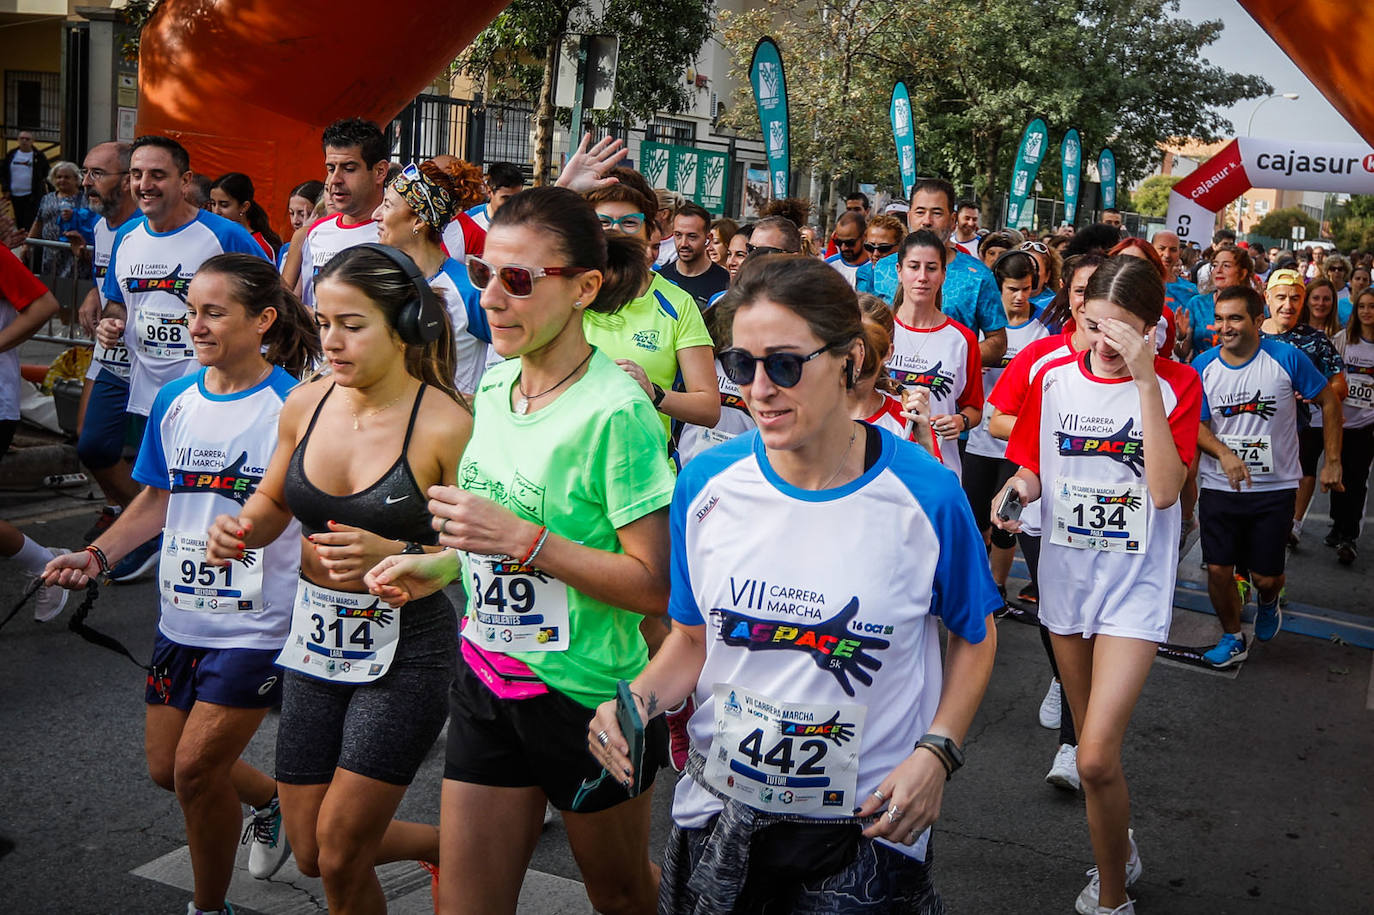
[
  {"left": 849, "top": 291, "right": 938, "bottom": 455},
  {"left": 1329, "top": 290, "right": 1374, "bottom": 564},
  {"left": 43, "top": 253, "right": 320, "bottom": 915},
  {"left": 586, "top": 252, "right": 999, "bottom": 913},
  {"left": 994, "top": 256, "right": 1202, "bottom": 915},
  {"left": 205, "top": 245, "right": 472, "bottom": 912},
  {"left": 374, "top": 159, "right": 491, "bottom": 395},
  {"left": 364, "top": 187, "right": 676, "bottom": 915},
  {"left": 1176, "top": 245, "right": 1253, "bottom": 361},
  {"left": 888, "top": 229, "right": 983, "bottom": 479},
  {"left": 278, "top": 180, "right": 325, "bottom": 271},
  {"left": 209, "top": 173, "right": 282, "bottom": 261}
]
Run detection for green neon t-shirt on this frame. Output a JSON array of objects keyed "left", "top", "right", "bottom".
[
  {"left": 458, "top": 349, "right": 675, "bottom": 707},
  {"left": 583, "top": 272, "right": 714, "bottom": 439}
]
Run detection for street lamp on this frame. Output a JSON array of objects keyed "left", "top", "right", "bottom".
[{"left": 1246, "top": 92, "right": 1300, "bottom": 136}]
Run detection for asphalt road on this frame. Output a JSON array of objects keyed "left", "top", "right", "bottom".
[{"left": 1, "top": 501, "right": 1371, "bottom": 914}]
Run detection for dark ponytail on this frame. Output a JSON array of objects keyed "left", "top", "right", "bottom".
[
  {"left": 197, "top": 253, "right": 321, "bottom": 377},
  {"left": 212, "top": 172, "right": 282, "bottom": 251}
]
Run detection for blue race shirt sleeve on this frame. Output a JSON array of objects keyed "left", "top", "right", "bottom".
[{"left": 201, "top": 210, "right": 272, "bottom": 261}]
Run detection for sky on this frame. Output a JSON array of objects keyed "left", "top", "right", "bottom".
[{"left": 1174, "top": 0, "right": 1365, "bottom": 144}]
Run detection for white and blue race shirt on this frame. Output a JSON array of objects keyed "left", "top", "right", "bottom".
[
  {"left": 299, "top": 214, "right": 379, "bottom": 308},
  {"left": 1194, "top": 339, "right": 1327, "bottom": 492},
  {"left": 132, "top": 366, "right": 302, "bottom": 650},
  {"left": 466, "top": 202, "right": 491, "bottom": 232},
  {"left": 668, "top": 428, "right": 998, "bottom": 861},
  {"left": 430, "top": 257, "right": 492, "bottom": 395},
  {"left": 824, "top": 252, "right": 862, "bottom": 288},
  {"left": 104, "top": 210, "right": 267, "bottom": 415},
  {"left": 1336, "top": 332, "right": 1374, "bottom": 430},
  {"left": 675, "top": 358, "right": 757, "bottom": 467},
  {"left": 87, "top": 214, "right": 134, "bottom": 383}
]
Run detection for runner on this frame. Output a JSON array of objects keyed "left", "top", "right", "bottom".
[
  {"left": 98, "top": 135, "right": 270, "bottom": 581},
  {"left": 823, "top": 209, "right": 868, "bottom": 287},
  {"left": 298, "top": 119, "right": 388, "bottom": 307},
  {"left": 73, "top": 140, "right": 139, "bottom": 543},
  {"left": 205, "top": 245, "right": 471, "bottom": 911},
  {"left": 965, "top": 250, "right": 1049, "bottom": 596},
  {"left": 209, "top": 173, "right": 281, "bottom": 260},
  {"left": 277, "top": 180, "right": 324, "bottom": 271},
  {"left": 465, "top": 161, "right": 524, "bottom": 231},
  {"left": 656, "top": 202, "right": 730, "bottom": 307},
  {"left": 995, "top": 256, "right": 1203, "bottom": 915},
  {"left": 43, "top": 252, "right": 320, "bottom": 914},
  {"left": 887, "top": 229, "right": 983, "bottom": 479},
  {"left": 1176, "top": 245, "right": 1253, "bottom": 361},
  {"left": 585, "top": 252, "right": 999, "bottom": 913},
  {"left": 1, "top": 244, "right": 66, "bottom": 622},
  {"left": 374, "top": 159, "right": 491, "bottom": 395},
  {"left": 582, "top": 183, "right": 719, "bottom": 441},
  {"left": 1330, "top": 290, "right": 1374, "bottom": 564},
  {"left": 853, "top": 213, "right": 905, "bottom": 297},
  {"left": 1192, "top": 285, "right": 1341, "bottom": 669},
  {"left": 1108, "top": 238, "right": 1177, "bottom": 358},
  {"left": 1259, "top": 269, "right": 1348, "bottom": 549},
  {"left": 363, "top": 186, "right": 676, "bottom": 915}
]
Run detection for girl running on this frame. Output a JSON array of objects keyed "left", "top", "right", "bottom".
[
  {"left": 364, "top": 187, "right": 677, "bottom": 915},
  {"left": 278, "top": 180, "right": 324, "bottom": 271},
  {"left": 205, "top": 245, "right": 472, "bottom": 912},
  {"left": 994, "top": 256, "right": 1202, "bottom": 915},
  {"left": 43, "top": 253, "right": 320, "bottom": 915},
  {"left": 586, "top": 253, "right": 999, "bottom": 913},
  {"left": 209, "top": 173, "right": 282, "bottom": 261},
  {"left": 1330, "top": 290, "right": 1374, "bottom": 564},
  {"left": 849, "top": 291, "right": 938, "bottom": 455}
]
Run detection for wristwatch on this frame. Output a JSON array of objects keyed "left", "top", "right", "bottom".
[
  {"left": 651, "top": 382, "right": 667, "bottom": 407},
  {"left": 914, "top": 733, "right": 964, "bottom": 779},
  {"left": 400, "top": 541, "right": 426, "bottom": 555}
]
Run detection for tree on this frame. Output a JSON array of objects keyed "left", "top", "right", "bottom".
[
  {"left": 1253, "top": 206, "right": 1319, "bottom": 241},
  {"left": 1331, "top": 195, "right": 1374, "bottom": 251},
  {"left": 457, "top": 0, "right": 714, "bottom": 184},
  {"left": 1132, "top": 175, "right": 1181, "bottom": 218}
]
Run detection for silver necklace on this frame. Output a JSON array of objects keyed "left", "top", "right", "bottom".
[{"left": 817, "top": 423, "right": 858, "bottom": 490}]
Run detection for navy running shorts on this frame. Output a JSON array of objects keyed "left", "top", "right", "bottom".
[
  {"left": 1198, "top": 487, "right": 1296, "bottom": 578},
  {"left": 144, "top": 632, "right": 283, "bottom": 711}
]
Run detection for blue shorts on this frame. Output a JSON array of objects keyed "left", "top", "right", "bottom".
[
  {"left": 145, "top": 632, "right": 284, "bottom": 711},
  {"left": 77, "top": 369, "right": 131, "bottom": 470}
]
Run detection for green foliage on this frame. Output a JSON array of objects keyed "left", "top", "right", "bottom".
[
  {"left": 1331, "top": 196, "right": 1374, "bottom": 251},
  {"left": 118, "top": 0, "right": 162, "bottom": 60},
  {"left": 1132, "top": 175, "right": 1181, "bottom": 217},
  {"left": 1252, "top": 206, "right": 1319, "bottom": 240},
  {"left": 457, "top": 0, "right": 714, "bottom": 126}
]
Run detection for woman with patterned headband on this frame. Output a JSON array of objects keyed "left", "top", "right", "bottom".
[{"left": 374, "top": 159, "right": 492, "bottom": 394}]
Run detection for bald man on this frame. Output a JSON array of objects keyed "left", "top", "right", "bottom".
[{"left": 1153, "top": 229, "right": 1198, "bottom": 314}]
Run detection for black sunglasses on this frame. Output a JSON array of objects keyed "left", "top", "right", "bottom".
[
  {"left": 863, "top": 242, "right": 898, "bottom": 255},
  {"left": 745, "top": 243, "right": 785, "bottom": 256},
  {"left": 719, "top": 344, "right": 832, "bottom": 388}
]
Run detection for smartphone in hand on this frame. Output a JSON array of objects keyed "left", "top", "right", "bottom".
[
  {"left": 996, "top": 487, "right": 1024, "bottom": 523},
  {"left": 615, "top": 679, "right": 646, "bottom": 797}
]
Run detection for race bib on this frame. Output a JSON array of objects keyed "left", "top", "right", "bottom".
[
  {"left": 92, "top": 341, "right": 132, "bottom": 379},
  {"left": 1346, "top": 375, "right": 1374, "bottom": 411},
  {"left": 705, "top": 684, "right": 865, "bottom": 815},
  {"left": 699, "top": 428, "right": 738, "bottom": 448},
  {"left": 1218, "top": 433, "right": 1273, "bottom": 473},
  {"left": 278, "top": 580, "right": 400, "bottom": 683},
  {"left": 134, "top": 304, "right": 192, "bottom": 359},
  {"left": 462, "top": 553, "right": 570, "bottom": 652},
  {"left": 158, "top": 530, "right": 264, "bottom": 613},
  {"left": 1051, "top": 478, "right": 1148, "bottom": 553}
]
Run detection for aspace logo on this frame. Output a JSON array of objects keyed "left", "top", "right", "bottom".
[
  {"left": 779, "top": 711, "right": 856, "bottom": 746},
  {"left": 1215, "top": 389, "right": 1277, "bottom": 420},
  {"left": 889, "top": 360, "right": 954, "bottom": 397},
  {"left": 125, "top": 265, "right": 191, "bottom": 300},
  {"left": 335, "top": 601, "right": 393, "bottom": 625},
  {"left": 713, "top": 596, "right": 889, "bottom": 696},
  {"left": 1087, "top": 489, "right": 1142, "bottom": 510},
  {"left": 1055, "top": 417, "right": 1145, "bottom": 476},
  {"left": 168, "top": 451, "right": 261, "bottom": 505}
]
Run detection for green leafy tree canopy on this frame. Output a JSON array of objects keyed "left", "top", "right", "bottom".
[
  {"left": 1252, "top": 206, "right": 1319, "bottom": 240},
  {"left": 1133, "top": 175, "right": 1181, "bottom": 218}
]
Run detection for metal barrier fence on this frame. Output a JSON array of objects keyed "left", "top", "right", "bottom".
[{"left": 20, "top": 237, "right": 95, "bottom": 349}]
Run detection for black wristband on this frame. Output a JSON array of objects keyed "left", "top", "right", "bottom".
[
  {"left": 651, "top": 383, "right": 666, "bottom": 407},
  {"left": 84, "top": 544, "right": 110, "bottom": 575}
]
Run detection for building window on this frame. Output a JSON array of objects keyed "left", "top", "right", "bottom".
[
  {"left": 5, "top": 70, "right": 60, "bottom": 141},
  {"left": 647, "top": 115, "right": 695, "bottom": 146}
]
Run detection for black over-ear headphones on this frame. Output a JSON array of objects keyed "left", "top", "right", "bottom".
[
  {"left": 990, "top": 249, "right": 1041, "bottom": 292},
  {"left": 356, "top": 243, "right": 446, "bottom": 345}
]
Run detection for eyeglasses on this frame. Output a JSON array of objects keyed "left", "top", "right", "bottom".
[
  {"left": 719, "top": 344, "right": 833, "bottom": 388},
  {"left": 835, "top": 236, "right": 862, "bottom": 247},
  {"left": 80, "top": 168, "right": 128, "bottom": 181},
  {"left": 745, "top": 243, "right": 785, "bottom": 256},
  {"left": 1019, "top": 241, "right": 1050, "bottom": 254},
  {"left": 863, "top": 242, "right": 898, "bottom": 255},
  {"left": 598, "top": 212, "right": 645, "bottom": 234},
  {"left": 465, "top": 254, "right": 591, "bottom": 298}
]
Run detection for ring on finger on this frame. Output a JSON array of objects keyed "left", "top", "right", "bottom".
[
  {"left": 871, "top": 788, "right": 886, "bottom": 802},
  {"left": 887, "top": 804, "right": 901, "bottom": 822},
  {"left": 597, "top": 730, "right": 610, "bottom": 747},
  {"left": 440, "top": 518, "right": 451, "bottom": 536}
]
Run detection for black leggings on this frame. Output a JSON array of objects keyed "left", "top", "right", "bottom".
[
  {"left": 1019, "top": 533, "right": 1076, "bottom": 747},
  {"left": 1330, "top": 425, "right": 1374, "bottom": 541}
]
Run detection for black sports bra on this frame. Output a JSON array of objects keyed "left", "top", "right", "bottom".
[{"left": 283, "top": 383, "right": 439, "bottom": 544}]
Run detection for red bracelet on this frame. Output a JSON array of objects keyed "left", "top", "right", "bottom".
[
  {"left": 84, "top": 544, "right": 110, "bottom": 575},
  {"left": 519, "top": 525, "right": 549, "bottom": 566}
]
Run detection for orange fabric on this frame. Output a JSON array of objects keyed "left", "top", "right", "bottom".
[
  {"left": 1239, "top": 1, "right": 1374, "bottom": 146},
  {"left": 136, "top": 0, "right": 508, "bottom": 239}
]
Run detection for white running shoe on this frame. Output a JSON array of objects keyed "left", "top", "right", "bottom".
[
  {"left": 241, "top": 797, "right": 290, "bottom": 879},
  {"left": 1045, "top": 743, "right": 1080, "bottom": 791},
  {"left": 32, "top": 548, "right": 71, "bottom": 622},
  {"left": 1095, "top": 902, "right": 1135, "bottom": 914},
  {"left": 1038, "top": 678, "right": 1062, "bottom": 729},
  {"left": 1075, "top": 828, "right": 1142, "bottom": 914}
]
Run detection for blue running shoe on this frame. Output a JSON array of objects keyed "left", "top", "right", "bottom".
[
  {"left": 1203, "top": 633, "right": 1248, "bottom": 669},
  {"left": 1255, "top": 599, "right": 1281, "bottom": 642},
  {"left": 109, "top": 535, "right": 161, "bottom": 583}
]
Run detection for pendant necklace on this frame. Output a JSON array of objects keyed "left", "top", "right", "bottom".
[{"left": 515, "top": 348, "right": 595, "bottom": 415}]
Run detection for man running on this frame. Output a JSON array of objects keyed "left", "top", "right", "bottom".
[
  {"left": 953, "top": 200, "right": 982, "bottom": 256},
  {"left": 907, "top": 178, "right": 1007, "bottom": 366},
  {"left": 1194, "top": 286, "right": 1343, "bottom": 669},
  {"left": 297, "top": 118, "right": 388, "bottom": 307},
  {"left": 657, "top": 202, "right": 729, "bottom": 307},
  {"left": 465, "top": 161, "right": 524, "bottom": 230},
  {"left": 824, "top": 209, "right": 868, "bottom": 287}
]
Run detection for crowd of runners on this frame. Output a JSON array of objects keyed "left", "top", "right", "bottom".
[{"left": 0, "top": 115, "right": 1368, "bottom": 915}]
